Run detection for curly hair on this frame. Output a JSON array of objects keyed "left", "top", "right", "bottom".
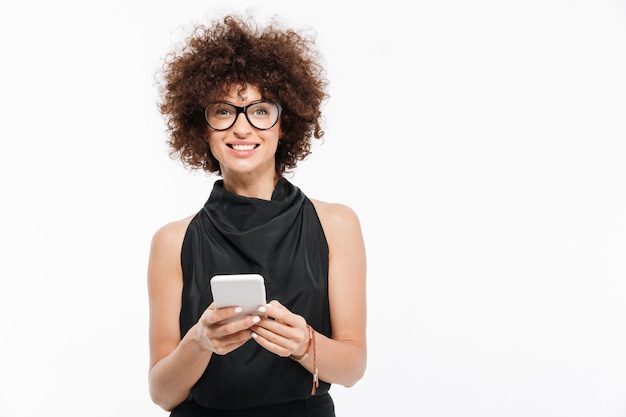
[{"left": 157, "top": 14, "right": 328, "bottom": 175}]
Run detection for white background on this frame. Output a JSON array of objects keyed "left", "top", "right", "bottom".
[{"left": 1, "top": 1, "right": 625, "bottom": 416}]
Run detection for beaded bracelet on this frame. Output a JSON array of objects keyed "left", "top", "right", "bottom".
[
  {"left": 289, "top": 324, "right": 319, "bottom": 395},
  {"left": 310, "top": 328, "right": 319, "bottom": 395}
]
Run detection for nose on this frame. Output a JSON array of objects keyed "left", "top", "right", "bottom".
[{"left": 231, "top": 111, "right": 253, "bottom": 136}]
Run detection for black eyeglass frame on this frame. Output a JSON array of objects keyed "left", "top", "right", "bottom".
[{"left": 203, "top": 100, "right": 283, "bottom": 131}]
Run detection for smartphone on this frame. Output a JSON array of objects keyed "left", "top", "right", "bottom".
[{"left": 210, "top": 274, "right": 267, "bottom": 322}]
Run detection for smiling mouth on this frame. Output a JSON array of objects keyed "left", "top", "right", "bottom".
[{"left": 228, "top": 144, "right": 259, "bottom": 151}]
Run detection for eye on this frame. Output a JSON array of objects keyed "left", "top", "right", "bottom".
[
  {"left": 208, "top": 103, "right": 236, "bottom": 118},
  {"left": 248, "top": 103, "right": 274, "bottom": 118}
]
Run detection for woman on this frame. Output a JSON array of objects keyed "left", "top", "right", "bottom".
[{"left": 147, "top": 14, "right": 367, "bottom": 417}]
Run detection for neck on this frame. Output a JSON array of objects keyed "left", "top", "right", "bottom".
[{"left": 221, "top": 174, "right": 280, "bottom": 200}]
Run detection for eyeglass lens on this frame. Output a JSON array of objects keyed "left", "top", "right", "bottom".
[{"left": 205, "top": 101, "right": 280, "bottom": 130}]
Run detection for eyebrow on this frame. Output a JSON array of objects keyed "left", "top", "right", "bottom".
[{"left": 220, "top": 99, "right": 265, "bottom": 106}]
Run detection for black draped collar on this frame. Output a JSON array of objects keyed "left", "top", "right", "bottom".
[{"left": 203, "top": 179, "right": 302, "bottom": 234}]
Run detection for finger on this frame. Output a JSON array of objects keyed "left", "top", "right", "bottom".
[
  {"left": 261, "top": 300, "right": 298, "bottom": 325},
  {"left": 251, "top": 321, "right": 305, "bottom": 357},
  {"left": 251, "top": 324, "right": 291, "bottom": 347},
  {"left": 201, "top": 322, "right": 258, "bottom": 353},
  {"left": 212, "top": 331, "right": 254, "bottom": 355},
  {"left": 212, "top": 306, "right": 245, "bottom": 324},
  {"left": 201, "top": 309, "right": 261, "bottom": 336},
  {"left": 251, "top": 330, "right": 292, "bottom": 357},
  {"left": 253, "top": 315, "right": 294, "bottom": 335},
  {"left": 215, "top": 314, "right": 262, "bottom": 336}
]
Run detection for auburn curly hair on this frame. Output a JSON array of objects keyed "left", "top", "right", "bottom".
[{"left": 157, "top": 14, "right": 328, "bottom": 175}]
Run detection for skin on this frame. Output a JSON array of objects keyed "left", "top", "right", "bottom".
[{"left": 148, "top": 85, "right": 367, "bottom": 412}]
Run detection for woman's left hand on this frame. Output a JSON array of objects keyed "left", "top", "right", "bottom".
[{"left": 250, "top": 300, "right": 310, "bottom": 358}]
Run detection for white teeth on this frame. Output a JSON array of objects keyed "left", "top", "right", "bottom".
[{"left": 232, "top": 144, "right": 256, "bottom": 151}]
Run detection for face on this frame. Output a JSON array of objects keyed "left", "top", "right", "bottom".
[{"left": 205, "top": 84, "right": 281, "bottom": 181}]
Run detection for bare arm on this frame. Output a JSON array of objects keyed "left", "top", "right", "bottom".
[
  {"left": 252, "top": 201, "right": 367, "bottom": 387},
  {"left": 147, "top": 218, "right": 261, "bottom": 411}
]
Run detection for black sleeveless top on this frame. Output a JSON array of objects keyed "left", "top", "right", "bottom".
[{"left": 179, "top": 179, "right": 332, "bottom": 410}]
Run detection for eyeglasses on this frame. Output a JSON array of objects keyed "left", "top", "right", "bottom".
[{"left": 204, "top": 100, "right": 282, "bottom": 131}]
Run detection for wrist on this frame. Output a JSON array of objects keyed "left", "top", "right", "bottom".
[
  {"left": 289, "top": 324, "right": 313, "bottom": 361},
  {"left": 192, "top": 322, "right": 215, "bottom": 353}
]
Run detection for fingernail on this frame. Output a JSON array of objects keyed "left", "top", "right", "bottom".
[
  {"left": 234, "top": 307, "right": 242, "bottom": 313},
  {"left": 252, "top": 316, "right": 260, "bottom": 324},
  {"left": 251, "top": 332, "right": 258, "bottom": 339},
  {"left": 258, "top": 306, "right": 266, "bottom": 313}
]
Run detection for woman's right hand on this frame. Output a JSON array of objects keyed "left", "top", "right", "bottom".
[{"left": 195, "top": 303, "right": 261, "bottom": 355}]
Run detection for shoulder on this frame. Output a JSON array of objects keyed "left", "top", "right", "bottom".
[
  {"left": 310, "top": 198, "right": 359, "bottom": 224},
  {"left": 150, "top": 214, "right": 197, "bottom": 255},
  {"left": 309, "top": 198, "right": 363, "bottom": 243}
]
